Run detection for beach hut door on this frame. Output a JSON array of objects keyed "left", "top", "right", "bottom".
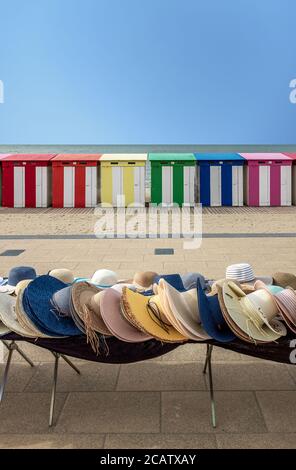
[
  {"left": 63, "top": 167, "right": 75, "bottom": 207},
  {"left": 183, "top": 166, "right": 195, "bottom": 205},
  {"left": 210, "top": 166, "right": 221, "bottom": 206},
  {"left": 232, "top": 166, "right": 243, "bottom": 206},
  {"left": 85, "top": 167, "right": 97, "bottom": 207},
  {"left": 281, "top": 165, "right": 291, "bottom": 206},
  {"left": 112, "top": 167, "right": 124, "bottom": 206},
  {"left": 36, "top": 167, "right": 48, "bottom": 207},
  {"left": 134, "top": 166, "right": 145, "bottom": 206},
  {"left": 14, "top": 166, "right": 25, "bottom": 208},
  {"left": 259, "top": 165, "right": 270, "bottom": 206},
  {"left": 162, "top": 166, "right": 173, "bottom": 204}
]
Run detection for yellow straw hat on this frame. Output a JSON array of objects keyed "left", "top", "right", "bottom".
[{"left": 121, "top": 287, "right": 187, "bottom": 343}]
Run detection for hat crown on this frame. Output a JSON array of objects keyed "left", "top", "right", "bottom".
[
  {"left": 91, "top": 269, "right": 118, "bottom": 287},
  {"left": 226, "top": 263, "right": 255, "bottom": 282},
  {"left": 8, "top": 266, "right": 37, "bottom": 286},
  {"left": 245, "top": 289, "right": 279, "bottom": 322}
]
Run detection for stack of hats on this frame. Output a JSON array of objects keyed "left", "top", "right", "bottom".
[{"left": 0, "top": 263, "right": 295, "bottom": 353}]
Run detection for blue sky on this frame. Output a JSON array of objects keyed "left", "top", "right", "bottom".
[{"left": 0, "top": 0, "right": 295, "bottom": 144}]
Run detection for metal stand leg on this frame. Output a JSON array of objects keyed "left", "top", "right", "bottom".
[
  {"left": 202, "top": 344, "right": 216, "bottom": 428},
  {"left": 0, "top": 341, "right": 34, "bottom": 405},
  {"left": 2, "top": 341, "right": 34, "bottom": 367},
  {"left": 49, "top": 352, "right": 81, "bottom": 427}
]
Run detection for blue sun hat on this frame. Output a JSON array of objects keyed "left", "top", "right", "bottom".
[
  {"left": 153, "top": 274, "right": 186, "bottom": 292},
  {"left": 197, "top": 278, "right": 236, "bottom": 342},
  {"left": 23, "top": 275, "right": 82, "bottom": 336},
  {"left": 181, "top": 273, "right": 208, "bottom": 291}
]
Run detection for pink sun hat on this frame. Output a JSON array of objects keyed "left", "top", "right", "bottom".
[{"left": 99, "top": 289, "right": 152, "bottom": 342}]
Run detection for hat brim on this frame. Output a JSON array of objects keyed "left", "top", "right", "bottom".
[
  {"left": 121, "top": 287, "right": 186, "bottom": 343},
  {"left": 100, "top": 288, "right": 152, "bottom": 342},
  {"left": 252, "top": 280, "right": 287, "bottom": 335},
  {"left": 155, "top": 283, "right": 190, "bottom": 338},
  {"left": 15, "top": 285, "right": 50, "bottom": 338},
  {"left": 159, "top": 279, "right": 210, "bottom": 341},
  {"left": 0, "top": 294, "right": 40, "bottom": 337},
  {"left": 197, "top": 280, "right": 236, "bottom": 343},
  {"left": 0, "top": 285, "right": 16, "bottom": 294},
  {"left": 0, "top": 321, "right": 10, "bottom": 337},
  {"left": 71, "top": 282, "right": 112, "bottom": 336},
  {"left": 223, "top": 281, "right": 286, "bottom": 342}
]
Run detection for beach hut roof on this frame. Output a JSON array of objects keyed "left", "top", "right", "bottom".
[
  {"left": 149, "top": 153, "right": 195, "bottom": 161},
  {"left": 240, "top": 153, "right": 291, "bottom": 161},
  {"left": 194, "top": 153, "right": 244, "bottom": 161}
]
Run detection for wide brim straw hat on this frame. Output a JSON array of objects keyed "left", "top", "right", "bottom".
[
  {"left": 222, "top": 281, "right": 286, "bottom": 343},
  {"left": 15, "top": 282, "right": 50, "bottom": 338},
  {"left": 158, "top": 279, "right": 210, "bottom": 341},
  {"left": 225, "top": 263, "right": 273, "bottom": 286},
  {"left": 100, "top": 288, "right": 152, "bottom": 342},
  {"left": 154, "top": 274, "right": 186, "bottom": 292},
  {"left": 271, "top": 286, "right": 296, "bottom": 334},
  {"left": 214, "top": 280, "right": 258, "bottom": 343},
  {"left": 24, "top": 275, "right": 81, "bottom": 337},
  {"left": 272, "top": 272, "right": 296, "bottom": 290},
  {"left": 197, "top": 279, "right": 236, "bottom": 343},
  {"left": 49, "top": 268, "right": 75, "bottom": 284},
  {"left": 71, "top": 282, "right": 112, "bottom": 336},
  {"left": 121, "top": 287, "right": 187, "bottom": 343},
  {"left": 241, "top": 280, "right": 285, "bottom": 335},
  {"left": 210, "top": 279, "right": 255, "bottom": 296},
  {"left": 154, "top": 282, "right": 191, "bottom": 338},
  {"left": 0, "top": 293, "right": 40, "bottom": 338}
]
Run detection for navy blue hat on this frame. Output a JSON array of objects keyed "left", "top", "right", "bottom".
[
  {"left": 0, "top": 266, "right": 37, "bottom": 293},
  {"left": 154, "top": 274, "right": 186, "bottom": 292},
  {"left": 197, "top": 279, "right": 236, "bottom": 343},
  {"left": 23, "top": 275, "right": 82, "bottom": 336}
]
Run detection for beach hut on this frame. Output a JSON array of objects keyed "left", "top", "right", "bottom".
[
  {"left": 1, "top": 154, "right": 56, "bottom": 208},
  {"left": 195, "top": 153, "right": 244, "bottom": 206},
  {"left": 0, "top": 154, "right": 11, "bottom": 206},
  {"left": 283, "top": 153, "right": 296, "bottom": 204},
  {"left": 149, "top": 154, "right": 196, "bottom": 206},
  {"left": 52, "top": 154, "right": 101, "bottom": 208},
  {"left": 100, "top": 154, "right": 147, "bottom": 207},
  {"left": 240, "top": 153, "right": 292, "bottom": 206}
]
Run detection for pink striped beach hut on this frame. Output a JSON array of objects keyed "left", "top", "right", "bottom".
[
  {"left": 283, "top": 153, "right": 296, "bottom": 204},
  {"left": 0, "top": 154, "right": 11, "bottom": 206},
  {"left": 240, "top": 153, "right": 292, "bottom": 206}
]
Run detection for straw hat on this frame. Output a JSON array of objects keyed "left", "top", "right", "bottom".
[
  {"left": 197, "top": 279, "right": 236, "bottom": 342},
  {"left": 226, "top": 263, "right": 272, "bottom": 285},
  {"left": 49, "top": 268, "right": 74, "bottom": 284},
  {"left": 210, "top": 278, "right": 255, "bottom": 296},
  {"left": 272, "top": 287, "right": 296, "bottom": 334},
  {"left": 154, "top": 282, "right": 191, "bottom": 338},
  {"left": 272, "top": 272, "right": 296, "bottom": 290},
  {"left": 158, "top": 279, "right": 210, "bottom": 341},
  {"left": 99, "top": 288, "right": 152, "bottom": 342},
  {"left": 111, "top": 283, "right": 137, "bottom": 294},
  {"left": 222, "top": 281, "right": 286, "bottom": 343},
  {"left": 71, "top": 282, "right": 112, "bottom": 336},
  {"left": 133, "top": 271, "right": 158, "bottom": 290},
  {"left": 0, "top": 294, "right": 39, "bottom": 338},
  {"left": 0, "top": 266, "right": 37, "bottom": 294},
  {"left": 121, "top": 287, "right": 188, "bottom": 343},
  {"left": 23, "top": 275, "right": 81, "bottom": 337}
]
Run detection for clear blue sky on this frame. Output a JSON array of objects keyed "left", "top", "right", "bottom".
[{"left": 0, "top": 0, "right": 295, "bottom": 144}]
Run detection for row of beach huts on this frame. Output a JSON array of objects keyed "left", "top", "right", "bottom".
[{"left": 0, "top": 152, "right": 296, "bottom": 208}]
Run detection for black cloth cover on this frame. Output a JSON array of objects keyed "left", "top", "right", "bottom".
[{"left": 2, "top": 332, "right": 296, "bottom": 365}]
